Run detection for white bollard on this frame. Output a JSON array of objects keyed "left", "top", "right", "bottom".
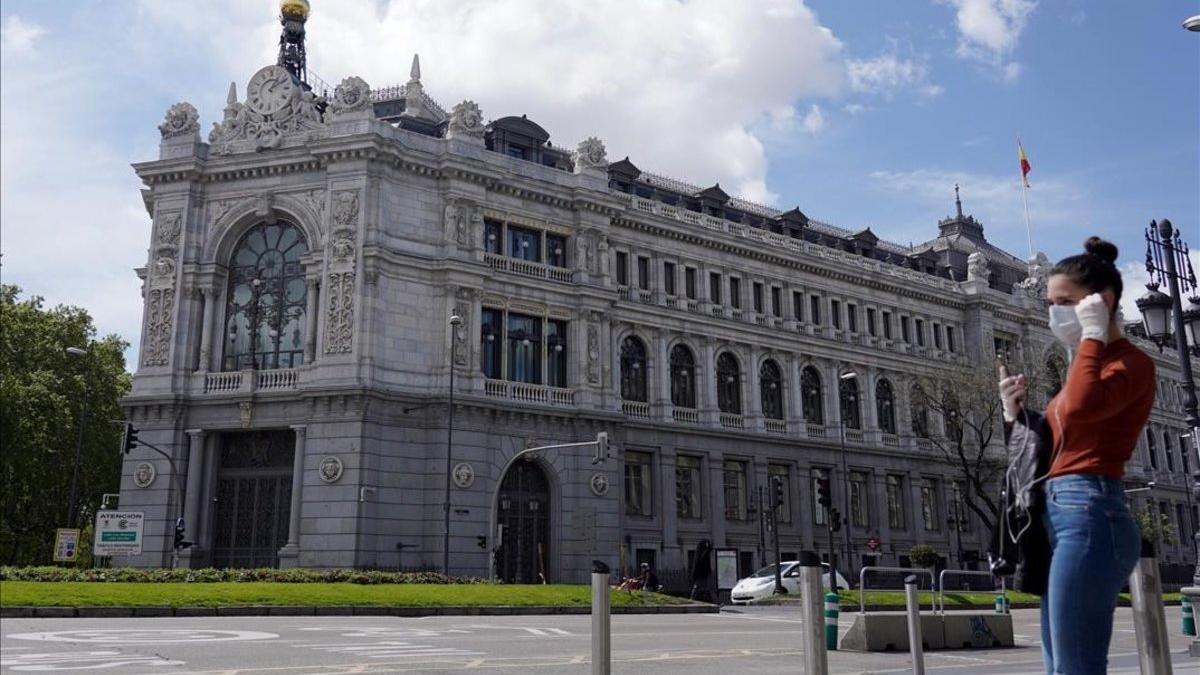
[
  {"left": 591, "top": 560, "right": 612, "bottom": 675},
  {"left": 797, "top": 551, "right": 828, "bottom": 675},
  {"left": 1129, "top": 555, "right": 1173, "bottom": 675},
  {"left": 904, "top": 575, "right": 926, "bottom": 675}
]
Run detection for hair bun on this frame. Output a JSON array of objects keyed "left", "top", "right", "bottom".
[{"left": 1084, "top": 237, "right": 1118, "bottom": 264}]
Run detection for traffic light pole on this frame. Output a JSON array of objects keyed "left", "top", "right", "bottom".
[
  {"left": 124, "top": 431, "right": 190, "bottom": 567},
  {"left": 772, "top": 478, "right": 784, "bottom": 594}
]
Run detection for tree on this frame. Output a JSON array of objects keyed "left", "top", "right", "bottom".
[
  {"left": 0, "top": 285, "right": 131, "bottom": 565},
  {"left": 1134, "top": 506, "right": 1177, "bottom": 548},
  {"left": 908, "top": 544, "right": 939, "bottom": 568}
]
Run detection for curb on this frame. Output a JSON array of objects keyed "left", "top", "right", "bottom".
[{"left": 0, "top": 603, "right": 718, "bottom": 619}]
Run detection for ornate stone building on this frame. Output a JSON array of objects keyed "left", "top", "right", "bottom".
[{"left": 119, "top": 8, "right": 1197, "bottom": 581}]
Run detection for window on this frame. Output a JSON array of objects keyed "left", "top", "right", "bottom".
[
  {"left": 886, "top": 475, "right": 906, "bottom": 529},
  {"left": 769, "top": 464, "right": 792, "bottom": 524},
  {"left": 876, "top": 379, "right": 896, "bottom": 434},
  {"left": 507, "top": 144, "right": 528, "bottom": 160},
  {"left": 508, "top": 225, "right": 540, "bottom": 262},
  {"left": 839, "top": 376, "right": 861, "bottom": 429},
  {"left": 830, "top": 299, "right": 842, "bottom": 329},
  {"left": 484, "top": 219, "right": 503, "bottom": 254},
  {"left": 1182, "top": 434, "right": 1191, "bottom": 474},
  {"left": 624, "top": 450, "right": 653, "bottom": 516},
  {"left": 637, "top": 256, "right": 650, "bottom": 290},
  {"left": 546, "top": 234, "right": 566, "bottom": 268},
  {"left": 951, "top": 482, "right": 972, "bottom": 533},
  {"left": 933, "top": 323, "right": 943, "bottom": 350},
  {"left": 801, "top": 367, "right": 824, "bottom": 424},
  {"left": 1177, "top": 504, "right": 1188, "bottom": 545},
  {"left": 1163, "top": 431, "right": 1175, "bottom": 472},
  {"left": 1147, "top": 429, "right": 1159, "bottom": 469},
  {"left": 946, "top": 326, "right": 956, "bottom": 352},
  {"left": 810, "top": 295, "right": 821, "bottom": 325},
  {"left": 994, "top": 334, "right": 1016, "bottom": 361},
  {"left": 900, "top": 316, "right": 911, "bottom": 342},
  {"left": 793, "top": 291, "right": 804, "bottom": 322},
  {"left": 729, "top": 278, "right": 742, "bottom": 309},
  {"left": 479, "top": 309, "right": 568, "bottom": 386},
  {"left": 723, "top": 460, "right": 748, "bottom": 520},
  {"left": 910, "top": 384, "right": 930, "bottom": 439},
  {"left": 716, "top": 352, "right": 742, "bottom": 414},
  {"left": 546, "top": 319, "right": 567, "bottom": 387},
  {"left": 676, "top": 455, "right": 702, "bottom": 519},
  {"left": 915, "top": 319, "right": 926, "bottom": 347},
  {"left": 507, "top": 313, "right": 542, "bottom": 383},
  {"left": 867, "top": 308, "right": 877, "bottom": 336},
  {"left": 760, "top": 359, "right": 784, "bottom": 420},
  {"left": 812, "top": 467, "right": 830, "bottom": 525},
  {"left": 709, "top": 272, "right": 722, "bottom": 304},
  {"left": 663, "top": 262, "right": 677, "bottom": 296},
  {"left": 620, "top": 336, "right": 648, "bottom": 402},
  {"left": 850, "top": 471, "right": 869, "bottom": 527},
  {"left": 684, "top": 267, "right": 697, "bottom": 299},
  {"left": 615, "top": 251, "right": 629, "bottom": 286},
  {"left": 480, "top": 309, "right": 502, "bottom": 378},
  {"left": 771, "top": 287, "right": 782, "bottom": 317},
  {"left": 882, "top": 311, "right": 893, "bottom": 340},
  {"left": 921, "top": 478, "right": 940, "bottom": 531},
  {"left": 847, "top": 303, "right": 858, "bottom": 333},
  {"left": 752, "top": 282, "right": 764, "bottom": 313},
  {"left": 223, "top": 220, "right": 309, "bottom": 371},
  {"left": 670, "top": 345, "right": 697, "bottom": 408}
]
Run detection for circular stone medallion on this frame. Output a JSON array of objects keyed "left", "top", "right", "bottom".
[
  {"left": 318, "top": 456, "right": 344, "bottom": 483},
  {"left": 589, "top": 472, "right": 610, "bottom": 497},
  {"left": 452, "top": 462, "right": 475, "bottom": 489},
  {"left": 245, "top": 66, "right": 297, "bottom": 115},
  {"left": 133, "top": 462, "right": 156, "bottom": 489}
]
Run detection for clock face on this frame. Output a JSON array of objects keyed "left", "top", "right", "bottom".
[{"left": 246, "top": 66, "right": 296, "bottom": 115}]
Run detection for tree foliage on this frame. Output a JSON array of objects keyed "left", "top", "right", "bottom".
[
  {"left": 0, "top": 285, "right": 131, "bottom": 565},
  {"left": 1133, "top": 506, "right": 1177, "bottom": 547},
  {"left": 908, "top": 544, "right": 939, "bottom": 568}
]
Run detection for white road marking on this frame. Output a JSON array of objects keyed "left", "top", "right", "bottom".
[
  {"left": 1, "top": 650, "right": 186, "bottom": 671},
  {"left": 8, "top": 630, "right": 277, "bottom": 644}
]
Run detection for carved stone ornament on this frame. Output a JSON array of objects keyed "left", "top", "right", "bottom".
[
  {"left": 324, "top": 271, "right": 356, "bottom": 354},
  {"left": 333, "top": 190, "right": 360, "bottom": 228},
  {"left": 448, "top": 100, "right": 485, "bottom": 139},
  {"left": 159, "top": 102, "right": 200, "bottom": 139},
  {"left": 209, "top": 65, "right": 326, "bottom": 154},
  {"left": 586, "top": 323, "right": 601, "bottom": 385},
  {"left": 330, "top": 76, "right": 371, "bottom": 114},
  {"left": 318, "top": 455, "right": 345, "bottom": 483},
  {"left": 966, "top": 251, "right": 991, "bottom": 282},
  {"left": 573, "top": 137, "right": 608, "bottom": 172},
  {"left": 452, "top": 299, "right": 470, "bottom": 367},
  {"left": 1015, "top": 251, "right": 1051, "bottom": 299},
  {"left": 589, "top": 472, "right": 610, "bottom": 497},
  {"left": 133, "top": 462, "right": 156, "bottom": 489},
  {"left": 598, "top": 236, "right": 611, "bottom": 277},
  {"left": 156, "top": 212, "right": 182, "bottom": 246},
  {"left": 239, "top": 401, "right": 253, "bottom": 429},
  {"left": 452, "top": 462, "right": 475, "bottom": 489}
]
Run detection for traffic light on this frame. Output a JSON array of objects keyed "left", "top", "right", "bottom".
[
  {"left": 772, "top": 476, "right": 785, "bottom": 508},
  {"left": 816, "top": 477, "right": 832, "bottom": 507},
  {"left": 592, "top": 432, "right": 610, "bottom": 465},
  {"left": 173, "top": 518, "right": 192, "bottom": 550},
  {"left": 121, "top": 422, "right": 140, "bottom": 454},
  {"left": 476, "top": 535, "right": 488, "bottom": 550},
  {"left": 829, "top": 508, "right": 842, "bottom": 533}
]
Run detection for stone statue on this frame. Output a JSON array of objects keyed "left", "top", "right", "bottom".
[
  {"left": 443, "top": 200, "right": 463, "bottom": 245},
  {"left": 598, "top": 235, "right": 611, "bottom": 277},
  {"left": 575, "top": 233, "right": 590, "bottom": 272},
  {"left": 159, "top": 102, "right": 200, "bottom": 139},
  {"left": 1015, "top": 251, "right": 1051, "bottom": 299},
  {"left": 330, "top": 75, "right": 371, "bottom": 115},
  {"left": 966, "top": 252, "right": 990, "bottom": 282},
  {"left": 573, "top": 137, "right": 608, "bottom": 172},
  {"left": 448, "top": 100, "right": 486, "bottom": 140}
]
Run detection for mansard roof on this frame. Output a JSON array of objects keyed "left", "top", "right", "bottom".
[{"left": 490, "top": 115, "right": 551, "bottom": 143}]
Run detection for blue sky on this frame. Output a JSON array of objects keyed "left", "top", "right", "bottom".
[{"left": 1, "top": 1, "right": 1197, "bottom": 364}]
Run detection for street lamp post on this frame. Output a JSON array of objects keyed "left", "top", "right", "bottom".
[
  {"left": 443, "top": 314, "right": 462, "bottom": 577},
  {"left": 949, "top": 483, "right": 965, "bottom": 570},
  {"left": 838, "top": 371, "right": 857, "bottom": 579},
  {"left": 65, "top": 346, "right": 92, "bottom": 530}
]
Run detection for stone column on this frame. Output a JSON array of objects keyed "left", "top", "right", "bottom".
[
  {"left": 304, "top": 277, "right": 319, "bottom": 363},
  {"left": 701, "top": 338, "right": 719, "bottom": 424},
  {"left": 196, "top": 289, "right": 216, "bottom": 372},
  {"left": 659, "top": 446, "right": 679, "bottom": 564},
  {"left": 785, "top": 353, "right": 803, "bottom": 434},
  {"left": 745, "top": 346, "right": 763, "bottom": 431},
  {"left": 864, "top": 366, "right": 879, "bottom": 443},
  {"left": 278, "top": 425, "right": 307, "bottom": 568},
  {"left": 180, "top": 429, "right": 206, "bottom": 567},
  {"left": 653, "top": 328, "right": 670, "bottom": 420}
]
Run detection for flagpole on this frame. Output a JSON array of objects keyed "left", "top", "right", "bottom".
[{"left": 1017, "top": 135, "right": 1034, "bottom": 261}]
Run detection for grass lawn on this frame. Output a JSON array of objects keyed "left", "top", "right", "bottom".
[{"left": 0, "top": 582, "right": 690, "bottom": 609}]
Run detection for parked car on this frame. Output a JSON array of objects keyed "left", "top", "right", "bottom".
[{"left": 730, "top": 561, "right": 850, "bottom": 604}]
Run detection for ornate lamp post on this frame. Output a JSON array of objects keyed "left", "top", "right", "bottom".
[
  {"left": 838, "top": 371, "right": 857, "bottom": 578},
  {"left": 443, "top": 314, "right": 462, "bottom": 577}
]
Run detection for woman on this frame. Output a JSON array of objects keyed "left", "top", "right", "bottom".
[{"left": 999, "top": 237, "right": 1156, "bottom": 674}]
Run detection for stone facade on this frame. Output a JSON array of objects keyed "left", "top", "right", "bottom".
[{"left": 120, "top": 58, "right": 1198, "bottom": 582}]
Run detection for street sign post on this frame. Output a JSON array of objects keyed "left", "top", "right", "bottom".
[
  {"left": 865, "top": 537, "right": 881, "bottom": 552},
  {"left": 53, "top": 528, "right": 80, "bottom": 562},
  {"left": 94, "top": 511, "right": 145, "bottom": 557}
]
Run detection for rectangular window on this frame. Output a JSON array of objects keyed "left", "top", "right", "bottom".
[
  {"left": 684, "top": 267, "right": 697, "bottom": 299},
  {"left": 850, "top": 471, "right": 869, "bottom": 528},
  {"left": 723, "top": 460, "right": 748, "bottom": 520},
  {"left": 675, "top": 455, "right": 702, "bottom": 519},
  {"left": 545, "top": 234, "right": 566, "bottom": 268},
  {"left": 921, "top": 478, "right": 940, "bottom": 531},
  {"left": 663, "top": 262, "right": 677, "bottom": 296},
  {"left": 637, "top": 256, "right": 650, "bottom": 290},
  {"left": 886, "top": 475, "right": 905, "bottom": 530},
  {"left": 847, "top": 303, "right": 858, "bottom": 333},
  {"left": 830, "top": 299, "right": 841, "bottom": 329},
  {"left": 615, "top": 251, "right": 629, "bottom": 286},
  {"left": 480, "top": 308, "right": 503, "bottom": 379},
  {"left": 915, "top": 319, "right": 926, "bottom": 347},
  {"left": 900, "top": 316, "right": 911, "bottom": 343},
  {"left": 771, "top": 287, "right": 782, "bottom": 317},
  {"left": 810, "top": 295, "right": 822, "bottom": 325},
  {"left": 883, "top": 311, "right": 893, "bottom": 339},
  {"left": 709, "top": 272, "right": 722, "bottom": 304},
  {"left": 508, "top": 225, "right": 541, "bottom": 262},
  {"left": 946, "top": 326, "right": 956, "bottom": 353},
  {"left": 867, "top": 308, "right": 877, "bottom": 336},
  {"left": 1177, "top": 504, "right": 1188, "bottom": 544},
  {"left": 624, "top": 450, "right": 653, "bottom": 517},
  {"left": 507, "top": 144, "right": 528, "bottom": 160},
  {"left": 793, "top": 291, "right": 804, "bottom": 322},
  {"left": 769, "top": 464, "right": 792, "bottom": 524},
  {"left": 729, "top": 278, "right": 742, "bottom": 309},
  {"left": 483, "top": 219, "right": 503, "bottom": 254},
  {"left": 932, "top": 323, "right": 943, "bottom": 349},
  {"left": 546, "top": 319, "right": 567, "bottom": 388},
  {"left": 507, "top": 313, "right": 542, "bottom": 384},
  {"left": 952, "top": 482, "right": 972, "bottom": 533},
  {"left": 752, "top": 282, "right": 764, "bottom": 313}
]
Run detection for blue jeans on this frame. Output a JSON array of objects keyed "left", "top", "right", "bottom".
[{"left": 1040, "top": 474, "right": 1141, "bottom": 675}]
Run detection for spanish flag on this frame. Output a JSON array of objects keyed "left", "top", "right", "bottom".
[{"left": 1018, "top": 142, "right": 1031, "bottom": 188}]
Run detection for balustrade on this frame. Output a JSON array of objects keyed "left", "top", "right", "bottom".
[{"left": 622, "top": 400, "right": 651, "bottom": 419}]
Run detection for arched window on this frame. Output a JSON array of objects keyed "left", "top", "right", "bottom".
[
  {"left": 876, "top": 379, "right": 896, "bottom": 434},
  {"left": 910, "top": 383, "right": 930, "bottom": 439},
  {"left": 716, "top": 352, "right": 741, "bottom": 414},
  {"left": 840, "top": 375, "right": 861, "bottom": 429},
  {"left": 760, "top": 359, "right": 783, "bottom": 420},
  {"left": 801, "top": 366, "right": 824, "bottom": 424},
  {"left": 669, "top": 345, "right": 696, "bottom": 409},
  {"left": 620, "top": 336, "right": 648, "bottom": 402},
  {"left": 223, "top": 220, "right": 308, "bottom": 370}
]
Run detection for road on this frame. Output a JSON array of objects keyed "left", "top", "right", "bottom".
[{"left": 1, "top": 606, "right": 1194, "bottom": 673}]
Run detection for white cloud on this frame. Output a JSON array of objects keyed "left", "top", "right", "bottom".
[
  {"left": 801, "top": 104, "right": 825, "bottom": 134},
  {"left": 847, "top": 53, "right": 943, "bottom": 99},
  {"left": 1, "top": 15, "right": 46, "bottom": 55},
  {"left": 938, "top": 0, "right": 1036, "bottom": 80},
  {"left": 843, "top": 103, "right": 869, "bottom": 115}
]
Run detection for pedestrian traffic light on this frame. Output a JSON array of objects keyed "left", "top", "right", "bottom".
[
  {"left": 173, "top": 518, "right": 192, "bottom": 550},
  {"left": 476, "top": 535, "right": 487, "bottom": 550},
  {"left": 829, "top": 508, "right": 842, "bottom": 533},
  {"left": 592, "top": 432, "right": 609, "bottom": 465},
  {"left": 772, "top": 476, "right": 785, "bottom": 508},
  {"left": 121, "top": 422, "right": 139, "bottom": 454},
  {"left": 817, "top": 477, "right": 832, "bottom": 507}
]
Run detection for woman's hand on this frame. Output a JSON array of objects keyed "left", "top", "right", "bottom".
[
  {"left": 998, "top": 369, "right": 1027, "bottom": 423},
  {"left": 1076, "top": 292, "right": 1111, "bottom": 343}
]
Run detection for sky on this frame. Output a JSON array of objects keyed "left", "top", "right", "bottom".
[{"left": 2, "top": 1, "right": 1198, "bottom": 366}]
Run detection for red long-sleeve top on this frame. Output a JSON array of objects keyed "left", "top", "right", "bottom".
[{"left": 1046, "top": 337, "right": 1156, "bottom": 479}]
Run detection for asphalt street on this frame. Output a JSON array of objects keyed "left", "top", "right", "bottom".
[{"left": 1, "top": 606, "right": 1194, "bottom": 674}]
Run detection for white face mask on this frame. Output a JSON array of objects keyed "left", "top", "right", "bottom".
[{"left": 1048, "top": 304, "right": 1082, "bottom": 347}]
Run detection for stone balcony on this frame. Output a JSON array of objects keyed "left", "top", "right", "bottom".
[
  {"left": 484, "top": 252, "right": 573, "bottom": 283},
  {"left": 197, "top": 368, "right": 301, "bottom": 395},
  {"left": 484, "top": 379, "right": 575, "bottom": 406}
]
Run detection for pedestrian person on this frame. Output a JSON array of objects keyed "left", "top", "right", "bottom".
[
  {"left": 639, "top": 562, "right": 661, "bottom": 593},
  {"left": 690, "top": 539, "right": 714, "bottom": 602},
  {"left": 998, "top": 237, "right": 1155, "bottom": 674}
]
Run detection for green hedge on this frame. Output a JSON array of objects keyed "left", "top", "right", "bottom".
[{"left": 0, "top": 566, "right": 487, "bottom": 585}]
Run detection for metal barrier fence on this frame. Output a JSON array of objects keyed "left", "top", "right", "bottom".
[
  {"left": 859, "top": 566, "right": 936, "bottom": 614},
  {"left": 936, "top": 570, "right": 1004, "bottom": 613}
]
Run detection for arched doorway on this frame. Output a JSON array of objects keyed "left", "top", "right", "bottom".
[{"left": 496, "top": 459, "right": 550, "bottom": 584}]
